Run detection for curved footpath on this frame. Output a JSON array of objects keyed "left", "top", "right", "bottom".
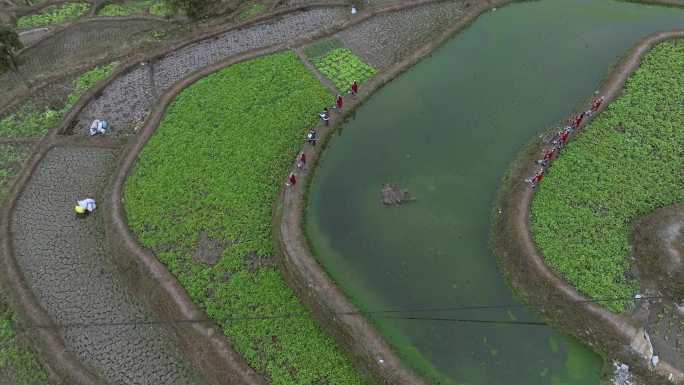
[
  {"left": 1, "top": 1, "right": 485, "bottom": 385},
  {"left": 493, "top": 29, "right": 684, "bottom": 385}
]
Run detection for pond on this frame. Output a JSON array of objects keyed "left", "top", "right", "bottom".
[{"left": 305, "top": 0, "right": 684, "bottom": 384}]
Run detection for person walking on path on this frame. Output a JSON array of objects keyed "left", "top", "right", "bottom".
[
  {"left": 350, "top": 81, "right": 358, "bottom": 97},
  {"left": 336, "top": 94, "right": 344, "bottom": 110},
  {"left": 287, "top": 172, "right": 297, "bottom": 187},
  {"left": 297, "top": 152, "right": 306, "bottom": 169},
  {"left": 307, "top": 129, "right": 317, "bottom": 145},
  {"left": 319, "top": 108, "right": 330, "bottom": 126},
  {"left": 559, "top": 128, "right": 570, "bottom": 146}
]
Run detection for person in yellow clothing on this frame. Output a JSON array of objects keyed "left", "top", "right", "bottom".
[{"left": 74, "top": 198, "right": 96, "bottom": 217}]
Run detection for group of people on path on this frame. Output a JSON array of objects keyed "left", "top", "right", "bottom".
[
  {"left": 525, "top": 96, "right": 604, "bottom": 187},
  {"left": 288, "top": 81, "right": 360, "bottom": 187}
]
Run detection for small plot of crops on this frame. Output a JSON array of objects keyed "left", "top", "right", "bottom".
[
  {"left": 238, "top": 3, "right": 266, "bottom": 21},
  {"left": 17, "top": 2, "right": 91, "bottom": 29},
  {"left": 531, "top": 40, "right": 684, "bottom": 312},
  {"left": 311, "top": 48, "right": 377, "bottom": 91},
  {"left": 0, "top": 62, "right": 116, "bottom": 138},
  {"left": 98, "top": 0, "right": 157, "bottom": 16},
  {"left": 124, "top": 52, "right": 365, "bottom": 385}
]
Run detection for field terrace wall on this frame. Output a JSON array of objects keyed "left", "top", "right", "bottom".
[
  {"left": 274, "top": 1, "right": 526, "bottom": 384},
  {"left": 492, "top": 30, "right": 684, "bottom": 385}
]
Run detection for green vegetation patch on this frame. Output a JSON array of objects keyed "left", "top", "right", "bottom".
[
  {"left": 124, "top": 52, "right": 365, "bottom": 385},
  {"left": 149, "top": 0, "right": 173, "bottom": 17},
  {"left": 17, "top": 2, "right": 91, "bottom": 29},
  {"left": 531, "top": 40, "right": 684, "bottom": 312},
  {"left": 0, "top": 62, "right": 116, "bottom": 138},
  {"left": 98, "top": 0, "right": 152, "bottom": 16},
  {"left": 311, "top": 48, "right": 376, "bottom": 91},
  {"left": 302, "top": 37, "right": 344, "bottom": 60},
  {"left": 0, "top": 144, "right": 31, "bottom": 201},
  {"left": 238, "top": 3, "right": 266, "bottom": 21},
  {"left": 0, "top": 291, "right": 51, "bottom": 385}
]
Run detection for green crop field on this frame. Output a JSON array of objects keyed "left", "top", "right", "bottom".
[
  {"left": 531, "top": 40, "right": 684, "bottom": 312},
  {"left": 17, "top": 2, "right": 90, "bottom": 29},
  {"left": 0, "top": 62, "right": 116, "bottom": 138},
  {"left": 311, "top": 48, "right": 377, "bottom": 91},
  {"left": 124, "top": 52, "right": 365, "bottom": 385}
]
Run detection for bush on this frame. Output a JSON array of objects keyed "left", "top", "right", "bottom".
[
  {"left": 311, "top": 48, "right": 376, "bottom": 91},
  {"left": 124, "top": 52, "right": 365, "bottom": 385},
  {"left": 17, "top": 2, "right": 91, "bottom": 29},
  {"left": 531, "top": 40, "right": 684, "bottom": 312}
]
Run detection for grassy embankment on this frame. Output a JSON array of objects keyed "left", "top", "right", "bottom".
[
  {"left": 0, "top": 63, "right": 116, "bottom": 384},
  {"left": 531, "top": 40, "right": 684, "bottom": 312},
  {"left": 17, "top": 2, "right": 90, "bottom": 28},
  {"left": 124, "top": 52, "right": 368, "bottom": 385}
]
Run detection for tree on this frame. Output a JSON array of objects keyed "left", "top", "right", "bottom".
[{"left": 0, "top": 25, "right": 23, "bottom": 73}]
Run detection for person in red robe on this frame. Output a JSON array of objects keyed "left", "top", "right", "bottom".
[
  {"left": 287, "top": 172, "right": 296, "bottom": 186},
  {"left": 351, "top": 81, "right": 359, "bottom": 96},
  {"left": 297, "top": 152, "right": 306, "bottom": 169},
  {"left": 560, "top": 129, "right": 569, "bottom": 145},
  {"left": 336, "top": 94, "right": 344, "bottom": 110}
]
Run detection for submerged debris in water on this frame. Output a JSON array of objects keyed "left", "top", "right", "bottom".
[{"left": 380, "top": 183, "right": 415, "bottom": 206}]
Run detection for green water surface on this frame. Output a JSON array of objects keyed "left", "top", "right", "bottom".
[{"left": 305, "top": 1, "right": 684, "bottom": 384}]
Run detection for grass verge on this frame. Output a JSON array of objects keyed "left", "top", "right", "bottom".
[
  {"left": 123, "top": 52, "right": 367, "bottom": 385},
  {"left": 17, "top": 2, "right": 91, "bottom": 29},
  {"left": 530, "top": 40, "right": 684, "bottom": 312}
]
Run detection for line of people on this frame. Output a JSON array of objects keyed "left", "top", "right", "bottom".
[
  {"left": 525, "top": 96, "right": 604, "bottom": 187},
  {"left": 288, "top": 80, "right": 360, "bottom": 187}
]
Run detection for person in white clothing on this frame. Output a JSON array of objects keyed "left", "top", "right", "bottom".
[
  {"left": 75, "top": 198, "right": 96, "bottom": 216},
  {"left": 89, "top": 119, "right": 108, "bottom": 136}
]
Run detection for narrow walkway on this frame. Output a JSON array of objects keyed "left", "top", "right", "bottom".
[{"left": 11, "top": 145, "right": 203, "bottom": 385}]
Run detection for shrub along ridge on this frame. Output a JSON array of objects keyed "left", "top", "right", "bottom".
[
  {"left": 124, "top": 52, "right": 366, "bottom": 385},
  {"left": 531, "top": 40, "right": 684, "bottom": 312}
]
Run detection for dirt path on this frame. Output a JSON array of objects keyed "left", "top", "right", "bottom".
[{"left": 493, "top": 29, "right": 684, "bottom": 385}]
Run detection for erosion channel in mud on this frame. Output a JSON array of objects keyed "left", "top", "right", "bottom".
[{"left": 305, "top": 1, "right": 684, "bottom": 384}]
